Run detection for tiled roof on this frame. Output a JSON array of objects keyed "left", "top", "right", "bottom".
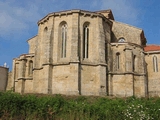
[{"left": 144, "top": 45, "right": 160, "bottom": 52}]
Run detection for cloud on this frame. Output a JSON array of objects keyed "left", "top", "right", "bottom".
[
  {"left": 0, "top": 0, "right": 141, "bottom": 41},
  {"left": 0, "top": 11, "right": 27, "bottom": 32},
  {"left": 0, "top": 0, "right": 56, "bottom": 40},
  {"left": 100, "top": 0, "right": 140, "bottom": 26}
]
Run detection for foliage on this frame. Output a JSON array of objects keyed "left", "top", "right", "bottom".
[{"left": 0, "top": 91, "right": 160, "bottom": 120}]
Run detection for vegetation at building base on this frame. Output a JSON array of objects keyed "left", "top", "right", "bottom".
[{"left": 0, "top": 91, "right": 160, "bottom": 120}]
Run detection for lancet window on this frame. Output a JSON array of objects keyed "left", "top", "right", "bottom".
[
  {"left": 153, "top": 56, "right": 158, "bottom": 72},
  {"left": 29, "top": 60, "right": 33, "bottom": 76},
  {"left": 83, "top": 23, "right": 90, "bottom": 59},
  {"left": 61, "top": 23, "right": 67, "bottom": 58},
  {"left": 116, "top": 52, "right": 120, "bottom": 70}
]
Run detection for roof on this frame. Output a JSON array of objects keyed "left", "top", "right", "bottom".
[
  {"left": 144, "top": 45, "right": 160, "bottom": 52},
  {"left": 111, "top": 20, "right": 147, "bottom": 46},
  {"left": 95, "top": 9, "right": 114, "bottom": 20},
  {"left": 27, "top": 35, "right": 37, "bottom": 42}
]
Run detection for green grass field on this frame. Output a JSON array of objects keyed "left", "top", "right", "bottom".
[{"left": 0, "top": 91, "right": 160, "bottom": 120}]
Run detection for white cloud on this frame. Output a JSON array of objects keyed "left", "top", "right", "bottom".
[
  {"left": 0, "top": 0, "right": 141, "bottom": 40},
  {"left": 0, "top": 1, "right": 55, "bottom": 40},
  {"left": 101, "top": 0, "right": 140, "bottom": 26},
  {"left": 0, "top": 11, "right": 27, "bottom": 33}
]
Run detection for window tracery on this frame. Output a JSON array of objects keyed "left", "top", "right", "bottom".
[
  {"left": 60, "top": 22, "right": 67, "bottom": 58},
  {"left": 83, "top": 22, "right": 90, "bottom": 59}
]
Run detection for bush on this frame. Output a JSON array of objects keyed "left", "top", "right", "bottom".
[{"left": 0, "top": 92, "right": 160, "bottom": 119}]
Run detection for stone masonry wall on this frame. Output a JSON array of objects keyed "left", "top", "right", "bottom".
[
  {"left": 145, "top": 53, "right": 160, "bottom": 97},
  {"left": 109, "top": 43, "right": 147, "bottom": 97},
  {"left": 0, "top": 66, "right": 8, "bottom": 91},
  {"left": 112, "top": 21, "right": 142, "bottom": 45}
]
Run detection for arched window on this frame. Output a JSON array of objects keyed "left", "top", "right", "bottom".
[
  {"left": 153, "top": 56, "right": 158, "bottom": 72},
  {"left": 29, "top": 60, "right": 33, "bottom": 76},
  {"left": 43, "top": 27, "right": 48, "bottom": 39},
  {"left": 44, "top": 27, "right": 48, "bottom": 32},
  {"left": 116, "top": 52, "right": 120, "bottom": 70},
  {"left": 83, "top": 22, "right": 89, "bottom": 59},
  {"left": 118, "top": 38, "right": 125, "bottom": 42},
  {"left": 60, "top": 23, "right": 67, "bottom": 58}
]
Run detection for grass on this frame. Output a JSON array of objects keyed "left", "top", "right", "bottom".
[{"left": 0, "top": 91, "right": 160, "bottom": 120}]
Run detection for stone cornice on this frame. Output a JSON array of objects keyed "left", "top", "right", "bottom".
[
  {"left": 37, "top": 9, "right": 112, "bottom": 26},
  {"left": 144, "top": 50, "right": 160, "bottom": 54},
  {"left": 16, "top": 53, "right": 35, "bottom": 60},
  {"left": 108, "top": 72, "right": 146, "bottom": 76},
  {"left": 111, "top": 42, "right": 144, "bottom": 49},
  {"left": 34, "top": 62, "right": 108, "bottom": 69},
  {"left": 17, "top": 77, "right": 33, "bottom": 80},
  {"left": 0, "top": 66, "right": 9, "bottom": 69}
]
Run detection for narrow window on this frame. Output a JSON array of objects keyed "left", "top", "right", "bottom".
[
  {"left": 83, "top": 24, "right": 89, "bottom": 58},
  {"left": 29, "top": 60, "right": 33, "bottom": 76},
  {"left": 44, "top": 27, "right": 48, "bottom": 32},
  {"left": 43, "top": 27, "right": 48, "bottom": 60},
  {"left": 133, "top": 55, "right": 136, "bottom": 71},
  {"left": 153, "top": 56, "right": 158, "bottom": 72},
  {"left": 116, "top": 52, "right": 120, "bottom": 70},
  {"left": 61, "top": 24, "right": 67, "bottom": 58},
  {"left": 44, "top": 27, "right": 48, "bottom": 39}
]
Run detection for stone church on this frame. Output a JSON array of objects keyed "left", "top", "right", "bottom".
[{"left": 7, "top": 9, "right": 160, "bottom": 97}]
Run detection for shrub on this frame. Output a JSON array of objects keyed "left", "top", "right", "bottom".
[{"left": 0, "top": 92, "right": 160, "bottom": 119}]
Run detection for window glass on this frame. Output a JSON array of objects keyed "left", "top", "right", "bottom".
[
  {"left": 153, "top": 56, "right": 158, "bottom": 72},
  {"left": 118, "top": 38, "right": 125, "bottom": 42}
]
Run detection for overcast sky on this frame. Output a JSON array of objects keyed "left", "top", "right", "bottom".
[{"left": 0, "top": 0, "right": 160, "bottom": 70}]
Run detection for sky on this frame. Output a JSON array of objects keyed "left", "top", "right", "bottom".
[{"left": 0, "top": 0, "right": 160, "bottom": 70}]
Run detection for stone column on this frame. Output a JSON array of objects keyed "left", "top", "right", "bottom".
[
  {"left": 70, "top": 12, "right": 79, "bottom": 62},
  {"left": 70, "top": 63, "right": 80, "bottom": 95},
  {"left": 97, "top": 17, "right": 106, "bottom": 63},
  {"left": 34, "top": 25, "right": 42, "bottom": 68},
  {"left": 108, "top": 74, "right": 113, "bottom": 96},
  {"left": 43, "top": 17, "right": 54, "bottom": 64},
  {"left": 125, "top": 47, "right": 132, "bottom": 72},
  {"left": 98, "top": 65, "right": 107, "bottom": 95},
  {"left": 42, "top": 65, "right": 53, "bottom": 94},
  {"left": 124, "top": 46, "right": 134, "bottom": 96},
  {"left": 141, "top": 51, "right": 148, "bottom": 97},
  {"left": 69, "top": 12, "right": 80, "bottom": 94},
  {"left": 9, "top": 60, "right": 17, "bottom": 91},
  {"left": 16, "top": 58, "right": 26, "bottom": 93},
  {"left": 134, "top": 52, "right": 147, "bottom": 97},
  {"left": 96, "top": 18, "right": 108, "bottom": 95}
]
